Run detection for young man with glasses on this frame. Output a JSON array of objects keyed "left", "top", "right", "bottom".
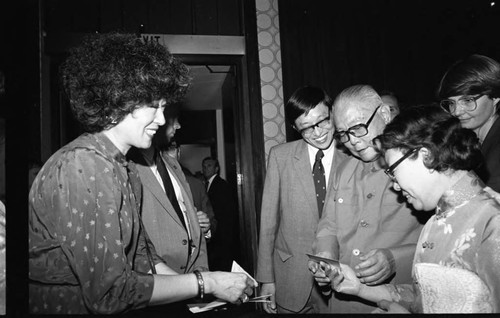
[
  {"left": 309, "top": 85, "right": 425, "bottom": 313},
  {"left": 256, "top": 86, "right": 348, "bottom": 313}
]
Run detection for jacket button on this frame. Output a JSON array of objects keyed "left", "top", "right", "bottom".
[
  {"left": 360, "top": 220, "right": 368, "bottom": 227},
  {"left": 367, "top": 193, "right": 373, "bottom": 199},
  {"left": 337, "top": 198, "right": 344, "bottom": 203},
  {"left": 182, "top": 239, "right": 188, "bottom": 245},
  {"left": 352, "top": 249, "right": 360, "bottom": 256}
]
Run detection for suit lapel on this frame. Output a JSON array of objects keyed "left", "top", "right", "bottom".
[
  {"left": 162, "top": 154, "right": 202, "bottom": 259},
  {"left": 292, "top": 141, "right": 318, "bottom": 217},
  {"left": 322, "top": 144, "right": 349, "bottom": 214},
  {"left": 162, "top": 154, "right": 193, "bottom": 202},
  {"left": 135, "top": 158, "right": 185, "bottom": 228},
  {"left": 326, "top": 144, "right": 348, "bottom": 192}
]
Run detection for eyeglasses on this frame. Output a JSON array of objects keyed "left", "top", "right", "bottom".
[
  {"left": 334, "top": 105, "right": 381, "bottom": 143},
  {"left": 440, "top": 95, "right": 482, "bottom": 113},
  {"left": 298, "top": 116, "right": 332, "bottom": 136},
  {"left": 384, "top": 148, "right": 420, "bottom": 180}
]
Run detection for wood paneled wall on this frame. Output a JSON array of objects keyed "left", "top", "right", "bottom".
[{"left": 278, "top": 0, "right": 500, "bottom": 140}]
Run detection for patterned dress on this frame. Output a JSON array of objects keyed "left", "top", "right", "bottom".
[
  {"left": 386, "top": 172, "right": 500, "bottom": 313},
  {"left": 29, "top": 133, "right": 162, "bottom": 314}
]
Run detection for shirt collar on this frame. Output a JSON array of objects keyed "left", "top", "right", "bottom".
[
  {"left": 95, "top": 132, "right": 128, "bottom": 167},
  {"left": 307, "top": 139, "right": 336, "bottom": 160},
  {"left": 435, "top": 171, "right": 485, "bottom": 217},
  {"left": 208, "top": 174, "right": 217, "bottom": 184}
]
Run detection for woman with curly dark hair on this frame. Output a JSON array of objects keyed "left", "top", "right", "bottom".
[
  {"left": 29, "top": 33, "right": 255, "bottom": 314},
  {"left": 437, "top": 54, "right": 500, "bottom": 192},
  {"left": 318, "top": 105, "right": 500, "bottom": 313}
]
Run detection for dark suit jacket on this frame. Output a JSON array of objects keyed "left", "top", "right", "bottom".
[
  {"left": 128, "top": 148, "right": 208, "bottom": 274},
  {"left": 476, "top": 116, "right": 500, "bottom": 192},
  {"left": 185, "top": 173, "right": 217, "bottom": 237},
  {"left": 206, "top": 175, "right": 237, "bottom": 271}
]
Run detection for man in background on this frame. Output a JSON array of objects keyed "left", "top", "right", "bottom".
[
  {"left": 129, "top": 105, "right": 210, "bottom": 274},
  {"left": 166, "top": 141, "right": 216, "bottom": 240},
  {"left": 379, "top": 90, "right": 400, "bottom": 119},
  {"left": 202, "top": 156, "right": 238, "bottom": 272}
]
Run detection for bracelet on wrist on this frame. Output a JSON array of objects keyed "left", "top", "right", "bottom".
[{"left": 193, "top": 270, "right": 205, "bottom": 300}]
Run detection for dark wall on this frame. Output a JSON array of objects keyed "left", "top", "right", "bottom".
[
  {"left": 37, "top": 0, "right": 244, "bottom": 159},
  {"left": 43, "top": 0, "right": 241, "bottom": 35},
  {"left": 279, "top": 0, "right": 500, "bottom": 140}
]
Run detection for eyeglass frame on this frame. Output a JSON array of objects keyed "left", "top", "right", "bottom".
[
  {"left": 296, "top": 115, "right": 333, "bottom": 136},
  {"left": 440, "top": 95, "right": 482, "bottom": 113},
  {"left": 334, "top": 104, "right": 381, "bottom": 143},
  {"left": 384, "top": 148, "right": 420, "bottom": 180}
]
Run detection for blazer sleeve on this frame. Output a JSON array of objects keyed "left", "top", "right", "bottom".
[
  {"left": 192, "top": 234, "right": 209, "bottom": 272},
  {"left": 313, "top": 194, "right": 340, "bottom": 258},
  {"left": 256, "top": 149, "right": 281, "bottom": 283}
]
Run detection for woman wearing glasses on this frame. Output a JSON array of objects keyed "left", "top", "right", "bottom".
[
  {"left": 437, "top": 54, "right": 500, "bottom": 192},
  {"left": 321, "top": 105, "right": 500, "bottom": 313}
]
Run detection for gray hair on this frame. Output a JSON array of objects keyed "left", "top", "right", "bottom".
[{"left": 334, "top": 84, "right": 382, "bottom": 113}]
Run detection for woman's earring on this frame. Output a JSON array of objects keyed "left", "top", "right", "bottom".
[{"left": 107, "top": 116, "right": 118, "bottom": 125}]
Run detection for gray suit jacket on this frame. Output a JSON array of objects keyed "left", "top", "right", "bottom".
[
  {"left": 256, "top": 139, "right": 348, "bottom": 312},
  {"left": 132, "top": 149, "right": 208, "bottom": 274}
]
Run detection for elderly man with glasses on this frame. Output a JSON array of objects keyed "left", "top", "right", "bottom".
[{"left": 309, "top": 85, "right": 425, "bottom": 313}]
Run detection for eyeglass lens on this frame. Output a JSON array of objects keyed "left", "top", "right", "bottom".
[
  {"left": 385, "top": 148, "right": 419, "bottom": 179},
  {"left": 336, "top": 105, "right": 381, "bottom": 143},
  {"left": 440, "top": 96, "right": 480, "bottom": 113},
  {"left": 301, "top": 116, "right": 331, "bottom": 135}
]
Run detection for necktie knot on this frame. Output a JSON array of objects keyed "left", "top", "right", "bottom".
[{"left": 315, "top": 149, "right": 324, "bottom": 161}]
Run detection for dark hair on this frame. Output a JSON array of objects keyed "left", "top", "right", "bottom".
[
  {"left": 202, "top": 157, "right": 220, "bottom": 170},
  {"left": 379, "top": 90, "right": 398, "bottom": 99},
  {"left": 153, "top": 103, "right": 182, "bottom": 150},
  {"left": 285, "top": 86, "right": 333, "bottom": 125},
  {"left": 379, "top": 104, "right": 483, "bottom": 172},
  {"left": 437, "top": 54, "right": 500, "bottom": 113},
  {"left": 61, "top": 33, "right": 190, "bottom": 133}
]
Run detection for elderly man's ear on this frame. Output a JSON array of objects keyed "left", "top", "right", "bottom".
[{"left": 379, "top": 104, "right": 393, "bottom": 124}]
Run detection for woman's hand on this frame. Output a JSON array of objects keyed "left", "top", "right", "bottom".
[
  {"left": 330, "top": 263, "right": 362, "bottom": 296},
  {"left": 203, "top": 272, "right": 257, "bottom": 304}
]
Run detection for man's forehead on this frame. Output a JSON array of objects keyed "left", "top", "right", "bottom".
[
  {"left": 334, "top": 103, "right": 369, "bottom": 126},
  {"left": 295, "top": 103, "right": 329, "bottom": 126}
]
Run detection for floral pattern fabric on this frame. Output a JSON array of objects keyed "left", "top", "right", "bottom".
[
  {"left": 389, "top": 172, "right": 500, "bottom": 313},
  {"left": 29, "top": 133, "right": 161, "bottom": 314}
]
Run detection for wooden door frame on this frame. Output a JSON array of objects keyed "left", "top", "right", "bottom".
[{"left": 177, "top": 54, "right": 264, "bottom": 275}]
